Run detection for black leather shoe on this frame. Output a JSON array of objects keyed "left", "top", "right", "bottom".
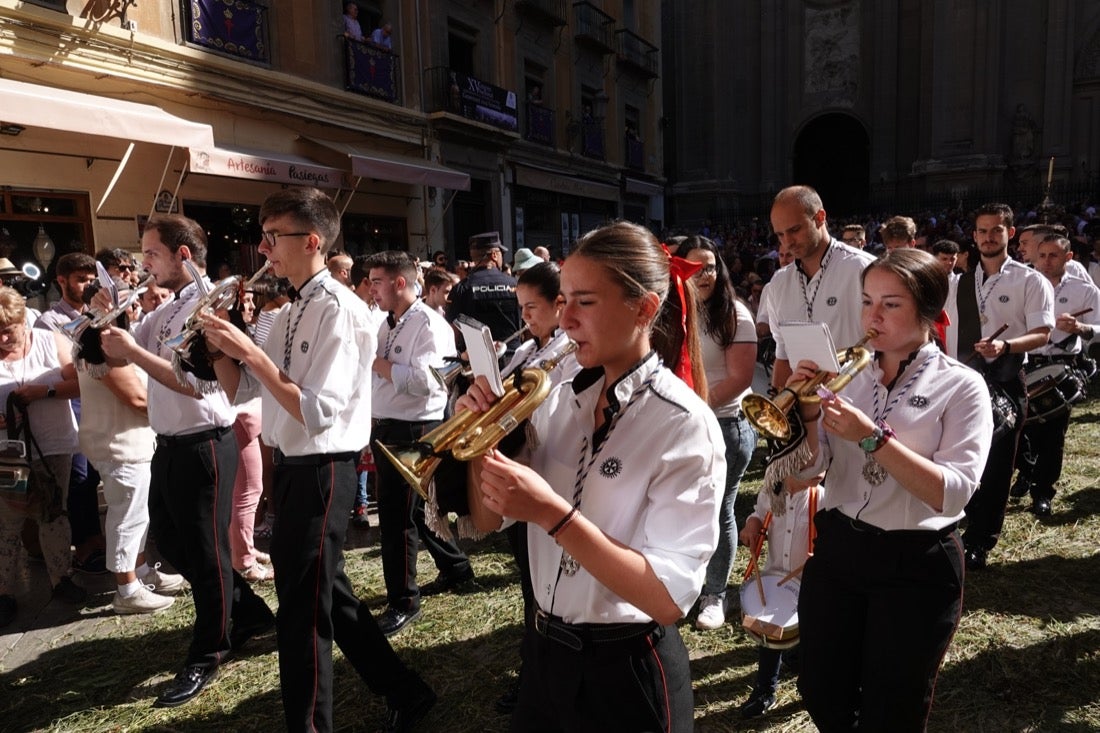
[
  {"left": 1030, "top": 498, "right": 1052, "bottom": 516},
  {"left": 419, "top": 567, "right": 476, "bottom": 597},
  {"left": 230, "top": 608, "right": 276, "bottom": 653},
  {"left": 381, "top": 684, "right": 436, "bottom": 732},
  {"left": 154, "top": 664, "right": 218, "bottom": 707},
  {"left": 1010, "top": 476, "right": 1033, "bottom": 498},
  {"left": 964, "top": 547, "right": 988, "bottom": 571},
  {"left": 740, "top": 690, "right": 776, "bottom": 718},
  {"left": 378, "top": 606, "right": 422, "bottom": 637}
]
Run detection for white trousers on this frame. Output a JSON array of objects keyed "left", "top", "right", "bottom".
[{"left": 98, "top": 459, "right": 151, "bottom": 574}]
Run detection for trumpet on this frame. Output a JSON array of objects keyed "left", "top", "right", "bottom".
[
  {"left": 377, "top": 338, "right": 577, "bottom": 500},
  {"left": 743, "top": 329, "right": 877, "bottom": 442},
  {"left": 163, "top": 260, "right": 271, "bottom": 360},
  {"left": 56, "top": 273, "right": 154, "bottom": 352}
]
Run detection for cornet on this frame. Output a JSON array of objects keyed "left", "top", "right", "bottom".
[
  {"left": 377, "top": 338, "right": 577, "bottom": 500},
  {"left": 743, "top": 329, "right": 878, "bottom": 442},
  {"left": 163, "top": 260, "right": 271, "bottom": 385}
]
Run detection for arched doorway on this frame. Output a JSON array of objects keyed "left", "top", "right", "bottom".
[{"left": 792, "top": 113, "right": 870, "bottom": 216}]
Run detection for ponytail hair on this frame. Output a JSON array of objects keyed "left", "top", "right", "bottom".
[{"left": 571, "top": 221, "right": 708, "bottom": 398}]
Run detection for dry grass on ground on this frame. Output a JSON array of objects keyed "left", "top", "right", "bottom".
[{"left": 2, "top": 388, "right": 1099, "bottom": 732}]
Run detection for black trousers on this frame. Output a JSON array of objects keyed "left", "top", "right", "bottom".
[
  {"left": 510, "top": 616, "right": 693, "bottom": 733},
  {"left": 963, "top": 376, "right": 1026, "bottom": 553},
  {"left": 150, "top": 427, "right": 269, "bottom": 669},
  {"left": 374, "top": 419, "right": 471, "bottom": 612},
  {"left": 67, "top": 453, "right": 102, "bottom": 547},
  {"left": 798, "top": 510, "right": 964, "bottom": 733},
  {"left": 1017, "top": 408, "right": 1071, "bottom": 501},
  {"left": 271, "top": 453, "right": 424, "bottom": 733}
]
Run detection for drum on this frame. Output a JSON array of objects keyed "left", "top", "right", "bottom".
[
  {"left": 1024, "top": 363, "right": 1085, "bottom": 424},
  {"left": 988, "top": 381, "right": 1020, "bottom": 443},
  {"left": 740, "top": 573, "right": 799, "bottom": 649}
]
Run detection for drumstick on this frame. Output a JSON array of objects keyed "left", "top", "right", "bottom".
[
  {"left": 1069, "top": 308, "right": 1093, "bottom": 318},
  {"left": 776, "top": 562, "right": 806, "bottom": 587},
  {"left": 964, "top": 323, "right": 1009, "bottom": 366},
  {"left": 753, "top": 566, "right": 766, "bottom": 607}
]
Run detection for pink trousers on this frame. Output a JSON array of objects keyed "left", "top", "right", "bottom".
[{"left": 231, "top": 402, "right": 264, "bottom": 570}]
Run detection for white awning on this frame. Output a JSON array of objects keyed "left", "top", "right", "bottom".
[
  {"left": 304, "top": 137, "right": 471, "bottom": 191},
  {"left": 0, "top": 78, "right": 215, "bottom": 213},
  {"left": 0, "top": 78, "right": 214, "bottom": 149},
  {"left": 189, "top": 146, "right": 349, "bottom": 188}
]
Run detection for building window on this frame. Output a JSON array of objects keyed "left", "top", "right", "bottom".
[
  {"left": 448, "top": 21, "right": 476, "bottom": 76},
  {"left": 184, "top": 0, "right": 271, "bottom": 64}
]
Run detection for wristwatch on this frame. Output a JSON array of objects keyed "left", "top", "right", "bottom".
[
  {"left": 859, "top": 424, "right": 895, "bottom": 453},
  {"left": 45, "top": 385, "right": 56, "bottom": 399}
]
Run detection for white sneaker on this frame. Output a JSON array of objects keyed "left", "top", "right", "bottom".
[
  {"left": 113, "top": 584, "right": 175, "bottom": 615},
  {"left": 695, "top": 594, "right": 726, "bottom": 630},
  {"left": 146, "top": 563, "right": 187, "bottom": 596}
]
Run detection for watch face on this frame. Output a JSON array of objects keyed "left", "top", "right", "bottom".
[{"left": 860, "top": 429, "right": 883, "bottom": 452}]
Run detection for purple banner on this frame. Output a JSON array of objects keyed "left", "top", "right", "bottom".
[
  {"left": 345, "top": 39, "right": 398, "bottom": 103},
  {"left": 447, "top": 71, "right": 518, "bottom": 132},
  {"left": 189, "top": 0, "right": 269, "bottom": 62}
]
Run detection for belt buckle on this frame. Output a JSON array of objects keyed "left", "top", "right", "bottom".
[{"left": 534, "top": 609, "right": 550, "bottom": 636}]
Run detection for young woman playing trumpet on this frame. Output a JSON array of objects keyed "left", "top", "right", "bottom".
[
  {"left": 460, "top": 222, "right": 725, "bottom": 731},
  {"left": 790, "top": 249, "right": 993, "bottom": 731}
]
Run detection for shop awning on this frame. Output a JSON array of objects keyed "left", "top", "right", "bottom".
[
  {"left": 303, "top": 137, "right": 471, "bottom": 191},
  {"left": 0, "top": 78, "right": 215, "bottom": 213},
  {"left": 188, "top": 146, "right": 349, "bottom": 188},
  {"left": 0, "top": 78, "right": 214, "bottom": 149}
]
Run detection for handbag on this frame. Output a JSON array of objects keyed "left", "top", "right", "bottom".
[{"left": 0, "top": 393, "right": 63, "bottom": 521}]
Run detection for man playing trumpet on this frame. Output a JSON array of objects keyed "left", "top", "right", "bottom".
[
  {"left": 98, "top": 215, "right": 274, "bottom": 707},
  {"left": 199, "top": 188, "right": 436, "bottom": 733}
]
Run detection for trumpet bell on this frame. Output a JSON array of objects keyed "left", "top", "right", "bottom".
[
  {"left": 742, "top": 394, "right": 793, "bottom": 442},
  {"left": 372, "top": 443, "right": 442, "bottom": 500},
  {"left": 57, "top": 315, "right": 93, "bottom": 344},
  {"left": 431, "top": 359, "right": 467, "bottom": 390}
]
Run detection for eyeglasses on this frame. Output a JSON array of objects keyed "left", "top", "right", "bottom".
[
  {"left": 117, "top": 264, "right": 134, "bottom": 272},
  {"left": 261, "top": 231, "right": 312, "bottom": 247},
  {"left": 693, "top": 265, "right": 718, "bottom": 278},
  {"left": 842, "top": 237, "right": 862, "bottom": 244}
]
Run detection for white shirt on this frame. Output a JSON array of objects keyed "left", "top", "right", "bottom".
[
  {"left": 500, "top": 330, "right": 581, "bottom": 389},
  {"left": 134, "top": 280, "right": 235, "bottom": 436},
  {"left": 34, "top": 299, "right": 82, "bottom": 334},
  {"left": 700, "top": 299, "right": 756, "bottom": 418},
  {"left": 1037, "top": 275, "right": 1100, "bottom": 356},
  {"left": 372, "top": 299, "right": 455, "bottom": 421},
  {"left": 750, "top": 484, "right": 817, "bottom": 576},
  {"left": 799, "top": 342, "right": 992, "bottom": 530},
  {"left": 1065, "top": 257, "right": 1090, "bottom": 283},
  {"left": 0, "top": 330, "right": 77, "bottom": 456},
  {"left": 766, "top": 240, "right": 875, "bottom": 361},
  {"left": 755, "top": 281, "right": 775, "bottom": 329},
  {"left": 237, "top": 271, "right": 375, "bottom": 456},
  {"left": 524, "top": 353, "right": 725, "bottom": 624},
  {"left": 944, "top": 258, "right": 1054, "bottom": 361}
]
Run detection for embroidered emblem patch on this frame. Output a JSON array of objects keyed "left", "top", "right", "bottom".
[
  {"left": 909, "top": 395, "right": 929, "bottom": 408},
  {"left": 300, "top": 341, "right": 309, "bottom": 354},
  {"left": 599, "top": 457, "right": 623, "bottom": 479},
  {"left": 394, "top": 345, "right": 402, "bottom": 354},
  {"left": 1059, "top": 296, "right": 1069, "bottom": 304},
  {"left": 999, "top": 295, "right": 1010, "bottom": 303},
  {"left": 827, "top": 296, "right": 838, "bottom": 306}
]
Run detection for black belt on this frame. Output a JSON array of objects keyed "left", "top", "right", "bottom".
[
  {"left": 273, "top": 449, "right": 358, "bottom": 467},
  {"left": 156, "top": 425, "right": 231, "bottom": 447},
  {"left": 826, "top": 508, "right": 958, "bottom": 539},
  {"left": 374, "top": 418, "right": 436, "bottom": 428},
  {"left": 532, "top": 608, "right": 657, "bottom": 652}
]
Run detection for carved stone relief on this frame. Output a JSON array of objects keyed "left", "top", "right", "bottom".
[{"left": 804, "top": 0, "right": 860, "bottom": 97}]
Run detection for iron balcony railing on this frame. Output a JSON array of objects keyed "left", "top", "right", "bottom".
[
  {"left": 526, "top": 104, "right": 556, "bottom": 147},
  {"left": 615, "top": 28, "right": 658, "bottom": 78},
  {"left": 573, "top": 2, "right": 615, "bottom": 54}
]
